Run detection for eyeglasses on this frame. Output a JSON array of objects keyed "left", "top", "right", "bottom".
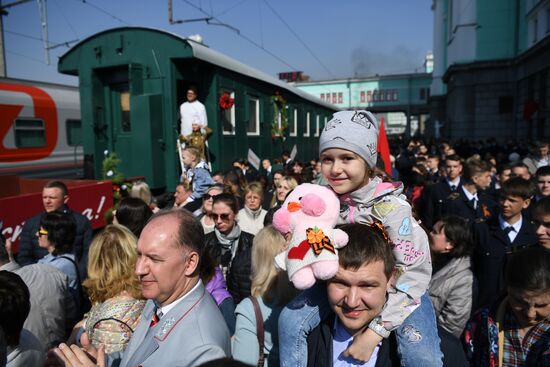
[
  {"left": 211, "top": 213, "right": 232, "bottom": 221},
  {"left": 203, "top": 193, "right": 219, "bottom": 200},
  {"left": 38, "top": 229, "right": 48, "bottom": 237}
]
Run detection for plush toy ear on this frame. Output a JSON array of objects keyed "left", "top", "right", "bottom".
[
  {"left": 272, "top": 207, "right": 291, "bottom": 234},
  {"left": 300, "top": 193, "right": 326, "bottom": 217}
]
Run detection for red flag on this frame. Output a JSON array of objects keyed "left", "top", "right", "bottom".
[{"left": 377, "top": 117, "right": 392, "bottom": 177}]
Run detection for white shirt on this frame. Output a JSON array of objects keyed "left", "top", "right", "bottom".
[
  {"left": 499, "top": 214, "right": 522, "bottom": 243},
  {"left": 446, "top": 178, "right": 460, "bottom": 190},
  {"left": 180, "top": 100, "right": 208, "bottom": 137},
  {"left": 157, "top": 279, "right": 202, "bottom": 317},
  {"left": 461, "top": 186, "right": 478, "bottom": 209},
  {"left": 332, "top": 318, "right": 379, "bottom": 367}
]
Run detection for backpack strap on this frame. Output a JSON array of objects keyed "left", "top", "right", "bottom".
[
  {"left": 58, "top": 255, "right": 86, "bottom": 310},
  {"left": 248, "top": 296, "right": 265, "bottom": 367}
]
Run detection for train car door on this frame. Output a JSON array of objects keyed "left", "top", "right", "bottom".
[{"left": 102, "top": 67, "right": 165, "bottom": 189}]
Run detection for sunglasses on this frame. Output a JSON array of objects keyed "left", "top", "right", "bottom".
[
  {"left": 211, "top": 213, "right": 232, "bottom": 221},
  {"left": 38, "top": 229, "right": 48, "bottom": 237},
  {"left": 203, "top": 193, "right": 219, "bottom": 200}
]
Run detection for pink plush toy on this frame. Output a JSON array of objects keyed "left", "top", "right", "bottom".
[{"left": 273, "top": 183, "right": 349, "bottom": 289}]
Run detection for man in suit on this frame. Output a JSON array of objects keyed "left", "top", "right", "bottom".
[
  {"left": 53, "top": 209, "right": 230, "bottom": 367},
  {"left": 473, "top": 177, "right": 538, "bottom": 308},
  {"left": 17, "top": 181, "right": 92, "bottom": 279},
  {"left": 444, "top": 159, "right": 496, "bottom": 224},
  {"left": 420, "top": 154, "right": 463, "bottom": 229}
]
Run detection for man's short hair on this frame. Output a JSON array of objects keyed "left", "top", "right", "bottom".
[
  {"left": 44, "top": 180, "right": 68, "bottom": 196},
  {"left": 536, "top": 165, "right": 550, "bottom": 178},
  {"left": 427, "top": 154, "right": 440, "bottom": 161},
  {"left": 534, "top": 196, "right": 550, "bottom": 219},
  {"left": 506, "top": 246, "right": 550, "bottom": 291},
  {"left": 500, "top": 177, "right": 535, "bottom": 200},
  {"left": 511, "top": 162, "right": 530, "bottom": 172},
  {"left": 337, "top": 223, "right": 395, "bottom": 279},
  {"left": 462, "top": 160, "right": 490, "bottom": 184},
  {"left": 0, "top": 271, "right": 30, "bottom": 347},
  {"left": 39, "top": 211, "right": 76, "bottom": 255},
  {"left": 444, "top": 154, "right": 463, "bottom": 164},
  {"left": 188, "top": 85, "right": 198, "bottom": 95},
  {"left": 497, "top": 164, "right": 511, "bottom": 175},
  {"left": 149, "top": 209, "right": 205, "bottom": 255}
]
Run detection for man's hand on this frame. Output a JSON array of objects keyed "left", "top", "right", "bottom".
[
  {"left": 342, "top": 327, "right": 383, "bottom": 363},
  {"left": 52, "top": 343, "right": 105, "bottom": 367},
  {"left": 5, "top": 239, "right": 14, "bottom": 262}
]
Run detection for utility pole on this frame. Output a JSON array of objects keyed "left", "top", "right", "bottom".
[{"left": 0, "top": 1, "right": 7, "bottom": 77}]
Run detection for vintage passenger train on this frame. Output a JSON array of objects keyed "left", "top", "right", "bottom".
[{"left": 2, "top": 27, "right": 338, "bottom": 191}]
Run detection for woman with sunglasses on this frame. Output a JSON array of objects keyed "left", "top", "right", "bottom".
[
  {"left": 37, "top": 211, "right": 82, "bottom": 312},
  {"left": 198, "top": 184, "right": 225, "bottom": 234},
  {"left": 204, "top": 193, "right": 255, "bottom": 304}
]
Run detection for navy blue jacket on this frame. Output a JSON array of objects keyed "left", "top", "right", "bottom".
[
  {"left": 17, "top": 206, "right": 93, "bottom": 279},
  {"left": 473, "top": 215, "right": 538, "bottom": 308},
  {"left": 420, "top": 178, "right": 463, "bottom": 229}
]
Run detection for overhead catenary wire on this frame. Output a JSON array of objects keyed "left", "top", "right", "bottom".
[
  {"left": 261, "top": 0, "right": 334, "bottom": 77},
  {"left": 72, "top": 0, "right": 131, "bottom": 26},
  {"left": 180, "top": 0, "right": 299, "bottom": 71}
]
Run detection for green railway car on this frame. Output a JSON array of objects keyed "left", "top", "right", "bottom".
[{"left": 58, "top": 27, "right": 338, "bottom": 191}]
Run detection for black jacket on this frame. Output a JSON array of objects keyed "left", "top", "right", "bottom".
[
  {"left": 204, "top": 230, "right": 254, "bottom": 304},
  {"left": 307, "top": 314, "right": 399, "bottom": 367},
  {"left": 420, "top": 179, "right": 463, "bottom": 229},
  {"left": 443, "top": 188, "right": 497, "bottom": 224},
  {"left": 17, "top": 206, "right": 93, "bottom": 279},
  {"left": 473, "top": 214, "right": 538, "bottom": 307}
]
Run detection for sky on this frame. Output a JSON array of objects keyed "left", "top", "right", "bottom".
[{"left": 3, "top": 0, "right": 434, "bottom": 86}]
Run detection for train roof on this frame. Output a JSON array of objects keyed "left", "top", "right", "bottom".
[{"left": 60, "top": 26, "right": 338, "bottom": 111}]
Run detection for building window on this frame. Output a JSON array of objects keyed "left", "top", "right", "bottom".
[
  {"left": 338, "top": 92, "right": 343, "bottom": 104},
  {"left": 360, "top": 91, "right": 365, "bottom": 103},
  {"left": 420, "top": 88, "right": 426, "bottom": 100},
  {"left": 304, "top": 112, "right": 310, "bottom": 137},
  {"left": 320, "top": 94, "right": 325, "bottom": 101},
  {"left": 392, "top": 89, "right": 399, "bottom": 101},
  {"left": 332, "top": 93, "right": 337, "bottom": 104},
  {"left": 290, "top": 108, "right": 297, "bottom": 137},
  {"left": 367, "top": 91, "right": 372, "bottom": 102},
  {"left": 66, "top": 119, "right": 82, "bottom": 146},
  {"left": 373, "top": 90, "right": 378, "bottom": 102},
  {"left": 246, "top": 96, "right": 260, "bottom": 136},
  {"left": 386, "top": 90, "right": 392, "bottom": 101},
  {"left": 314, "top": 115, "right": 320, "bottom": 137},
  {"left": 222, "top": 91, "right": 236, "bottom": 135},
  {"left": 14, "top": 118, "right": 46, "bottom": 148},
  {"left": 380, "top": 90, "right": 385, "bottom": 102}
]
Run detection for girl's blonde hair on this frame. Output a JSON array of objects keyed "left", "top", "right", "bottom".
[
  {"left": 83, "top": 224, "right": 143, "bottom": 304},
  {"left": 130, "top": 181, "right": 152, "bottom": 205},
  {"left": 251, "top": 225, "right": 297, "bottom": 305}
]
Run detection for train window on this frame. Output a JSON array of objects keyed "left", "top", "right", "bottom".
[
  {"left": 120, "top": 91, "right": 131, "bottom": 132},
  {"left": 314, "top": 115, "right": 320, "bottom": 137},
  {"left": 247, "top": 97, "right": 260, "bottom": 136},
  {"left": 14, "top": 118, "right": 46, "bottom": 148},
  {"left": 66, "top": 119, "right": 82, "bottom": 146},
  {"left": 289, "top": 108, "right": 297, "bottom": 137},
  {"left": 304, "top": 112, "right": 311, "bottom": 137},
  {"left": 222, "top": 91, "right": 236, "bottom": 135}
]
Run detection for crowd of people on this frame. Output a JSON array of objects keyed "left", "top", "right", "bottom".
[{"left": 1, "top": 105, "right": 549, "bottom": 367}]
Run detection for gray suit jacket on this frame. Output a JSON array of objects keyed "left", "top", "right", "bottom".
[{"left": 117, "top": 280, "right": 230, "bottom": 367}]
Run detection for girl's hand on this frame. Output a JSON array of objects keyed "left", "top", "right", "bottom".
[{"left": 342, "top": 327, "right": 383, "bottom": 363}]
